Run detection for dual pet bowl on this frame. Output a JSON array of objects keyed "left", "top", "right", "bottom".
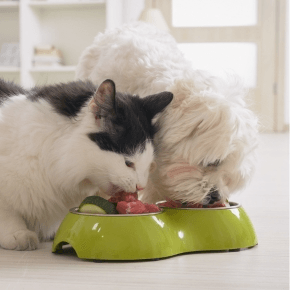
[{"left": 52, "top": 201, "right": 258, "bottom": 261}]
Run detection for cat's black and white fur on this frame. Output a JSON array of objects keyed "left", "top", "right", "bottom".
[{"left": 0, "top": 78, "right": 173, "bottom": 250}]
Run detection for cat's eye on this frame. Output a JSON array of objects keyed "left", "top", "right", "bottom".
[
  {"left": 207, "top": 160, "right": 221, "bottom": 167},
  {"left": 125, "top": 160, "right": 135, "bottom": 169}
]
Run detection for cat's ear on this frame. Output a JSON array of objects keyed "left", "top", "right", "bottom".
[
  {"left": 88, "top": 79, "right": 116, "bottom": 119},
  {"left": 142, "top": 91, "right": 173, "bottom": 119}
]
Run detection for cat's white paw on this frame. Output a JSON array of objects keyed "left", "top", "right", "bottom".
[{"left": 1, "top": 230, "right": 39, "bottom": 251}]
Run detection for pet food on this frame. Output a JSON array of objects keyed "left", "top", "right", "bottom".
[
  {"left": 108, "top": 191, "right": 138, "bottom": 203},
  {"left": 109, "top": 191, "right": 161, "bottom": 214},
  {"left": 158, "top": 198, "right": 226, "bottom": 209},
  {"left": 117, "top": 200, "right": 147, "bottom": 214}
]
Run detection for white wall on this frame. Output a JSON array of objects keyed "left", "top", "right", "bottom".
[
  {"left": 106, "top": 0, "right": 145, "bottom": 29},
  {"left": 123, "top": 0, "right": 145, "bottom": 23},
  {"left": 285, "top": 0, "right": 289, "bottom": 126}
]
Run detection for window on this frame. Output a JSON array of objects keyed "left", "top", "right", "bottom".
[{"left": 156, "top": 0, "right": 287, "bottom": 131}]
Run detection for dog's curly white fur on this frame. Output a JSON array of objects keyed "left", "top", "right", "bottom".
[{"left": 76, "top": 22, "right": 259, "bottom": 205}]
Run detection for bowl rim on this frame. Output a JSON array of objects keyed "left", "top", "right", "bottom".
[
  {"left": 68, "top": 202, "right": 241, "bottom": 217},
  {"left": 156, "top": 201, "right": 240, "bottom": 210},
  {"left": 69, "top": 207, "right": 165, "bottom": 217}
]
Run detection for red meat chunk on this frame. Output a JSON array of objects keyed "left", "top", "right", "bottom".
[
  {"left": 144, "top": 203, "right": 161, "bottom": 213},
  {"left": 110, "top": 191, "right": 161, "bottom": 214},
  {"left": 108, "top": 191, "right": 138, "bottom": 203},
  {"left": 158, "top": 199, "right": 182, "bottom": 208},
  {"left": 108, "top": 196, "right": 120, "bottom": 203},
  {"left": 186, "top": 202, "right": 204, "bottom": 208},
  {"left": 207, "top": 202, "right": 226, "bottom": 208},
  {"left": 117, "top": 201, "right": 149, "bottom": 214},
  {"left": 122, "top": 192, "right": 138, "bottom": 202}
]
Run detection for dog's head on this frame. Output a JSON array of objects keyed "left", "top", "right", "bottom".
[{"left": 154, "top": 71, "right": 259, "bottom": 205}]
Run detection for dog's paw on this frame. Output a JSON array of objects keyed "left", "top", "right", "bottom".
[{"left": 1, "top": 230, "right": 39, "bottom": 251}]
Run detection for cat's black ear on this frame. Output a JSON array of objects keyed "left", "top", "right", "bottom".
[
  {"left": 89, "top": 79, "right": 116, "bottom": 119},
  {"left": 142, "top": 91, "right": 173, "bottom": 119}
]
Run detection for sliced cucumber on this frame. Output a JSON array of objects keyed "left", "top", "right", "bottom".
[
  {"left": 78, "top": 196, "right": 118, "bottom": 214},
  {"left": 78, "top": 204, "right": 107, "bottom": 214}
]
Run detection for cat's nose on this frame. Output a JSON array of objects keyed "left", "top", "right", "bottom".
[{"left": 136, "top": 185, "right": 144, "bottom": 191}]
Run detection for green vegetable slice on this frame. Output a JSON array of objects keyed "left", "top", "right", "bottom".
[{"left": 78, "top": 196, "right": 117, "bottom": 214}]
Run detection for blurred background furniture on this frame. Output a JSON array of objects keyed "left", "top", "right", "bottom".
[{"left": 0, "top": 0, "right": 288, "bottom": 131}]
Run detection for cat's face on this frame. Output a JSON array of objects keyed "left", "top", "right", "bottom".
[
  {"left": 72, "top": 79, "right": 173, "bottom": 195},
  {"left": 85, "top": 141, "right": 156, "bottom": 195}
]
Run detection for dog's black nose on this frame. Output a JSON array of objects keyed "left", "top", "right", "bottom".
[{"left": 208, "top": 189, "right": 221, "bottom": 204}]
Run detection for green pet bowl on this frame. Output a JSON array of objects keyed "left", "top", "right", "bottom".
[{"left": 52, "top": 202, "right": 257, "bottom": 261}]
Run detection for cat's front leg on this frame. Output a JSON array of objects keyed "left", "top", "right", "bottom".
[{"left": 0, "top": 208, "right": 39, "bottom": 250}]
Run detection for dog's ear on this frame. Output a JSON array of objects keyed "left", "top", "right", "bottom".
[
  {"left": 88, "top": 79, "right": 116, "bottom": 119},
  {"left": 142, "top": 91, "right": 173, "bottom": 120}
]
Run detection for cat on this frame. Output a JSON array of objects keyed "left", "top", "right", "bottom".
[{"left": 0, "top": 78, "right": 173, "bottom": 250}]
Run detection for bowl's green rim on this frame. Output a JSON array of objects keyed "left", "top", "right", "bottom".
[
  {"left": 69, "top": 207, "right": 165, "bottom": 217},
  {"left": 69, "top": 202, "right": 241, "bottom": 217},
  {"left": 157, "top": 201, "right": 240, "bottom": 210}
]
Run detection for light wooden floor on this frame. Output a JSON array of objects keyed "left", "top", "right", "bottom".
[{"left": 0, "top": 133, "right": 288, "bottom": 290}]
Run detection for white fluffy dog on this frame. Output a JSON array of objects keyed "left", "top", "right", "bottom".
[{"left": 76, "top": 22, "right": 259, "bottom": 205}]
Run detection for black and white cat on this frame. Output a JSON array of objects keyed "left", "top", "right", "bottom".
[{"left": 0, "top": 78, "right": 173, "bottom": 250}]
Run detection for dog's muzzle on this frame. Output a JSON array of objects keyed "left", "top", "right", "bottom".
[{"left": 205, "top": 188, "right": 221, "bottom": 204}]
